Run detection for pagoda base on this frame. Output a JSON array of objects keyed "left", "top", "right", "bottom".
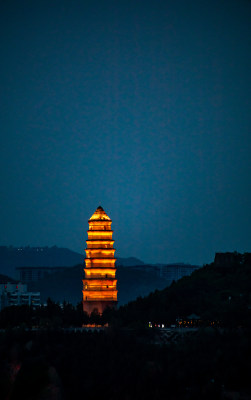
[{"left": 83, "top": 300, "right": 117, "bottom": 316}]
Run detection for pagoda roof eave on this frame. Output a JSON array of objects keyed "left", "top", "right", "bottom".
[
  {"left": 85, "top": 258, "right": 117, "bottom": 261},
  {"left": 87, "top": 230, "right": 113, "bottom": 233},
  {"left": 83, "top": 278, "right": 117, "bottom": 281},
  {"left": 85, "top": 247, "right": 116, "bottom": 253},
  {"left": 85, "top": 248, "right": 116, "bottom": 251},
  {"left": 88, "top": 219, "right": 112, "bottom": 223},
  {"left": 86, "top": 239, "right": 114, "bottom": 242},
  {"left": 83, "top": 264, "right": 117, "bottom": 272}
]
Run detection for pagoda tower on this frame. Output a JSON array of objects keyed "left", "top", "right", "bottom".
[{"left": 83, "top": 206, "right": 118, "bottom": 315}]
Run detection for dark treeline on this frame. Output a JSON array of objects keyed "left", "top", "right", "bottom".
[
  {"left": 0, "top": 299, "right": 101, "bottom": 329},
  {"left": 0, "top": 298, "right": 119, "bottom": 328}
]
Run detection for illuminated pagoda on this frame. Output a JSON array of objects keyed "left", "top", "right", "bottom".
[{"left": 83, "top": 206, "right": 118, "bottom": 315}]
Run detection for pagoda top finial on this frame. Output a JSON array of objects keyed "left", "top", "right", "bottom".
[{"left": 89, "top": 206, "right": 111, "bottom": 221}]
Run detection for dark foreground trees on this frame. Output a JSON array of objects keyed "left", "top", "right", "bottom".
[
  {"left": 0, "top": 299, "right": 89, "bottom": 329},
  {"left": 0, "top": 328, "right": 250, "bottom": 400},
  {"left": 0, "top": 258, "right": 250, "bottom": 399}
]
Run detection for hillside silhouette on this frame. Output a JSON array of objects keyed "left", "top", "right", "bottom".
[{"left": 113, "top": 253, "right": 251, "bottom": 327}]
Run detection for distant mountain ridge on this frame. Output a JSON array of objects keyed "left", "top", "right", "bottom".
[
  {"left": 116, "top": 257, "right": 144, "bottom": 266},
  {"left": 0, "top": 246, "right": 145, "bottom": 278},
  {"left": 0, "top": 246, "right": 83, "bottom": 278},
  {"left": 0, "top": 273, "right": 17, "bottom": 284}
]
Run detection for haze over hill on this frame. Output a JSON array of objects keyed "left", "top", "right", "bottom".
[
  {"left": 0, "top": 246, "right": 144, "bottom": 278},
  {"left": 0, "top": 246, "right": 200, "bottom": 305},
  {"left": 27, "top": 264, "right": 167, "bottom": 306}
]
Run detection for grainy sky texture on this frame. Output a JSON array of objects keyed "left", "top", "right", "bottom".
[{"left": 0, "top": 0, "right": 250, "bottom": 265}]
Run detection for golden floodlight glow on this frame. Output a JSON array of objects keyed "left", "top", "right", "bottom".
[
  {"left": 86, "top": 240, "right": 114, "bottom": 249},
  {"left": 83, "top": 206, "right": 118, "bottom": 315},
  {"left": 87, "top": 231, "right": 113, "bottom": 240}
]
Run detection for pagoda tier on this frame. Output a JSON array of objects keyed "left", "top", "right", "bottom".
[
  {"left": 84, "top": 268, "right": 116, "bottom": 279},
  {"left": 83, "top": 206, "right": 118, "bottom": 315},
  {"left": 86, "top": 240, "right": 114, "bottom": 249},
  {"left": 85, "top": 249, "right": 116, "bottom": 258},
  {"left": 85, "top": 259, "right": 116, "bottom": 268},
  {"left": 87, "top": 231, "right": 113, "bottom": 240}
]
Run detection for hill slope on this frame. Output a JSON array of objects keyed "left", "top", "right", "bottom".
[{"left": 115, "top": 256, "right": 251, "bottom": 327}]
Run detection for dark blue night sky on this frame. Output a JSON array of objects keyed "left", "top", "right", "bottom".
[{"left": 0, "top": 0, "right": 250, "bottom": 265}]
